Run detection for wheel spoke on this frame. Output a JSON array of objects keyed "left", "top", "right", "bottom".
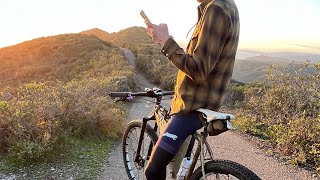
[
  {"left": 127, "top": 130, "right": 137, "bottom": 145},
  {"left": 132, "top": 128, "right": 139, "bottom": 143},
  {"left": 127, "top": 143, "right": 135, "bottom": 152}
]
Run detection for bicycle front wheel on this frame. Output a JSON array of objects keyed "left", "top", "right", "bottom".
[
  {"left": 190, "top": 160, "right": 261, "bottom": 180},
  {"left": 122, "top": 120, "right": 158, "bottom": 180}
]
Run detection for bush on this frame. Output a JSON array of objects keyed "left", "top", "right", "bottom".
[
  {"left": 0, "top": 32, "right": 138, "bottom": 166},
  {"left": 234, "top": 62, "right": 320, "bottom": 172},
  {"left": 223, "top": 83, "right": 246, "bottom": 108},
  {"left": 0, "top": 80, "right": 129, "bottom": 165}
]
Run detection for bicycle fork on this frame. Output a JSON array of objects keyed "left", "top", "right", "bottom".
[{"left": 134, "top": 115, "right": 156, "bottom": 164}]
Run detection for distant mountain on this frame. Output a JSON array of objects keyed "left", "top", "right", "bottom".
[
  {"left": 80, "top": 27, "right": 155, "bottom": 47},
  {"left": 0, "top": 33, "right": 130, "bottom": 88},
  {"left": 232, "top": 55, "right": 317, "bottom": 83},
  {"left": 264, "top": 52, "right": 320, "bottom": 63},
  {"left": 232, "top": 59, "right": 280, "bottom": 83},
  {"left": 244, "top": 55, "right": 293, "bottom": 64},
  {"left": 237, "top": 50, "right": 320, "bottom": 63},
  {"left": 236, "top": 50, "right": 262, "bottom": 60}
]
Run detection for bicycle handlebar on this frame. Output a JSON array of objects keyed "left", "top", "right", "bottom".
[
  {"left": 109, "top": 92, "right": 132, "bottom": 98},
  {"left": 162, "top": 91, "right": 175, "bottom": 96},
  {"left": 109, "top": 89, "right": 174, "bottom": 98}
]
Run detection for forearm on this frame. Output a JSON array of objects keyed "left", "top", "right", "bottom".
[
  {"left": 161, "top": 37, "right": 207, "bottom": 84},
  {"left": 161, "top": 5, "right": 230, "bottom": 85}
]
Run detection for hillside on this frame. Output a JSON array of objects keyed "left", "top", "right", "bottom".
[
  {"left": 80, "top": 27, "right": 155, "bottom": 47},
  {"left": 79, "top": 28, "right": 319, "bottom": 84},
  {"left": 265, "top": 52, "right": 320, "bottom": 63},
  {"left": 232, "top": 56, "right": 288, "bottom": 82},
  {"left": 80, "top": 28, "right": 112, "bottom": 43},
  {"left": 0, "top": 33, "right": 134, "bottom": 88},
  {"left": 237, "top": 50, "right": 320, "bottom": 63},
  {"left": 0, "top": 32, "right": 137, "bottom": 171}
]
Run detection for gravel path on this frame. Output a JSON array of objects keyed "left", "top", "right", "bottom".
[
  {"left": 96, "top": 48, "right": 171, "bottom": 180},
  {"left": 120, "top": 48, "right": 136, "bottom": 66},
  {"left": 96, "top": 98, "right": 162, "bottom": 180},
  {"left": 207, "top": 131, "right": 316, "bottom": 180},
  {"left": 97, "top": 49, "right": 318, "bottom": 180}
]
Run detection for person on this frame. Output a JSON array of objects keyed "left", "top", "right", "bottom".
[{"left": 144, "top": 0, "right": 240, "bottom": 179}]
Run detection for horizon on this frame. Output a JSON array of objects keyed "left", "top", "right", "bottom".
[
  {"left": 1, "top": 26, "right": 320, "bottom": 56},
  {"left": 1, "top": 0, "right": 320, "bottom": 54}
]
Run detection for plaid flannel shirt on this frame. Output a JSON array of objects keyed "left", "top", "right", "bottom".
[{"left": 161, "top": 0, "right": 240, "bottom": 114}]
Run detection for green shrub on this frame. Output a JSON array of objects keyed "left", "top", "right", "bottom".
[
  {"left": 0, "top": 37, "right": 138, "bottom": 165},
  {"left": 0, "top": 80, "right": 129, "bottom": 165},
  {"left": 6, "top": 140, "right": 63, "bottom": 165},
  {"left": 235, "top": 62, "right": 320, "bottom": 172},
  {"left": 224, "top": 83, "right": 246, "bottom": 108}
]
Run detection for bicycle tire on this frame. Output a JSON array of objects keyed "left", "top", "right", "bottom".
[
  {"left": 190, "top": 159, "right": 261, "bottom": 180},
  {"left": 122, "top": 120, "right": 158, "bottom": 180}
]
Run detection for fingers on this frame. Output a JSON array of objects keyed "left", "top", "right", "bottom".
[
  {"left": 159, "top": 23, "right": 167, "bottom": 28},
  {"left": 159, "top": 23, "right": 168, "bottom": 30},
  {"left": 145, "top": 23, "right": 169, "bottom": 45}
]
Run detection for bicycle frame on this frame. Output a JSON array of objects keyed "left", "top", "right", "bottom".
[
  {"left": 134, "top": 112, "right": 157, "bottom": 164},
  {"left": 111, "top": 88, "right": 259, "bottom": 180},
  {"left": 134, "top": 99, "right": 162, "bottom": 164},
  {"left": 186, "top": 130, "right": 214, "bottom": 180},
  {"left": 134, "top": 100, "right": 214, "bottom": 180}
]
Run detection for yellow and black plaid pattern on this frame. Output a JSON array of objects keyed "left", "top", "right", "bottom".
[{"left": 161, "top": 0, "right": 240, "bottom": 114}]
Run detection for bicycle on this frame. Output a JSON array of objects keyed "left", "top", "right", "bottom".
[{"left": 109, "top": 87, "right": 261, "bottom": 180}]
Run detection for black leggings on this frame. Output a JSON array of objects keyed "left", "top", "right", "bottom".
[
  {"left": 144, "top": 112, "right": 202, "bottom": 179},
  {"left": 144, "top": 146, "right": 174, "bottom": 180}
]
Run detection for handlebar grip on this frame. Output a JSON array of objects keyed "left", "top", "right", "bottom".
[{"left": 109, "top": 92, "right": 131, "bottom": 97}]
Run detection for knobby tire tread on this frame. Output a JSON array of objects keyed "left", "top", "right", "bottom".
[{"left": 190, "top": 159, "right": 261, "bottom": 180}]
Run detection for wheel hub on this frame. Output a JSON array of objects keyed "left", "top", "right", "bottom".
[{"left": 133, "top": 152, "right": 145, "bottom": 170}]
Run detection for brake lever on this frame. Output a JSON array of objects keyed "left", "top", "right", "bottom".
[
  {"left": 113, "top": 95, "right": 133, "bottom": 103},
  {"left": 114, "top": 97, "right": 126, "bottom": 103}
]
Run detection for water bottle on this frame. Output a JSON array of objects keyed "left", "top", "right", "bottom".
[{"left": 176, "top": 157, "right": 192, "bottom": 180}]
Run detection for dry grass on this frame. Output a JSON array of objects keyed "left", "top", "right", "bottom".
[
  {"left": 0, "top": 33, "right": 137, "bottom": 165},
  {"left": 234, "top": 62, "right": 320, "bottom": 173}
]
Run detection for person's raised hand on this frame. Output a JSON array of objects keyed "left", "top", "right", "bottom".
[{"left": 146, "top": 23, "right": 170, "bottom": 46}]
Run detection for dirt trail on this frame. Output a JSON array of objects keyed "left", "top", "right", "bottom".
[
  {"left": 96, "top": 98, "right": 163, "bottom": 180},
  {"left": 96, "top": 48, "right": 169, "bottom": 180},
  {"left": 208, "top": 131, "right": 316, "bottom": 179},
  {"left": 121, "top": 47, "right": 154, "bottom": 90},
  {"left": 97, "top": 49, "right": 317, "bottom": 180}
]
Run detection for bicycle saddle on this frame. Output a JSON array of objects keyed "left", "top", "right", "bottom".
[{"left": 196, "top": 108, "right": 235, "bottom": 122}]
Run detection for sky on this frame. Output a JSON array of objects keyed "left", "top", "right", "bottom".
[{"left": 0, "top": 0, "right": 320, "bottom": 54}]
